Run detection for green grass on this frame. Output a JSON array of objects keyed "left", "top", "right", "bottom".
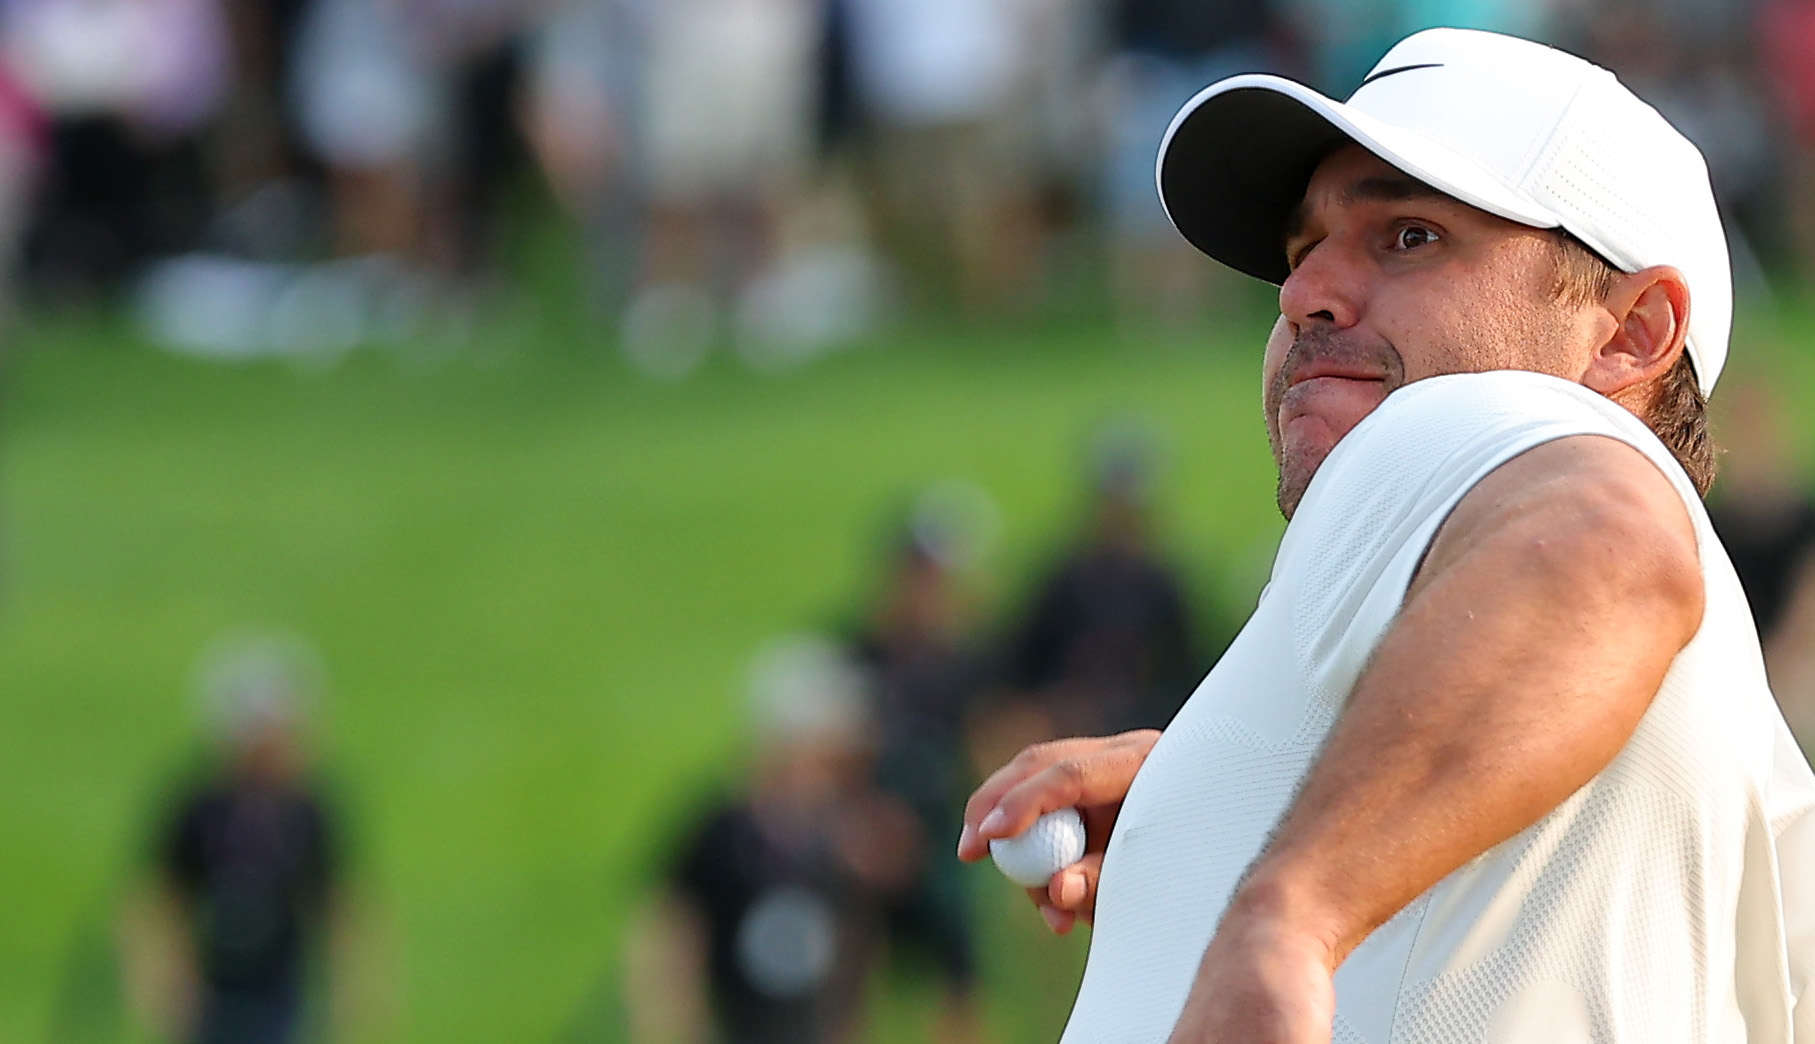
[
  {"left": 0, "top": 301, "right": 1290, "bottom": 1042},
  {"left": 4, "top": 279, "right": 1809, "bottom": 1042}
]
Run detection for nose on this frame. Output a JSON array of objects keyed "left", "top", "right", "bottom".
[{"left": 1278, "top": 238, "right": 1365, "bottom": 330}]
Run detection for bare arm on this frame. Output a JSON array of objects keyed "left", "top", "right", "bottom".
[
  {"left": 623, "top": 891, "right": 712, "bottom": 1044},
  {"left": 1169, "top": 435, "right": 1705, "bottom": 1041},
  {"left": 117, "top": 881, "right": 199, "bottom": 1040}
]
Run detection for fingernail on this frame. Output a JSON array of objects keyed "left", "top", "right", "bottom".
[
  {"left": 956, "top": 824, "right": 975, "bottom": 857},
  {"left": 1056, "top": 871, "right": 1086, "bottom": 908},
  {"left": 1040, "top": 906, "right": 1066, "bottom": 933},
  {"left": 979, "top": 808, "right": 1007, "bottom": 836}
]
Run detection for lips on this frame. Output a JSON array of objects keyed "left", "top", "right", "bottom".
[
  {"left": 1277, "top": 372, "right": 1391, "bottom": 438},
  {"left": 1263, "top": 329, "right": 1405, "bottom": 455},
  {"left": 1285, "top": 363, "right": 1387, "bottom": 388}
]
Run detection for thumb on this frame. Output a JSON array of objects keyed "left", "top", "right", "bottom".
[{"left": 1047, "top": 851, "right": 1104, "bottom": 923}]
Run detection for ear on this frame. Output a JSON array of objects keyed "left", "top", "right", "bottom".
[{"left": 1580, "top": 265, "right": 1691, "bottom": 399}]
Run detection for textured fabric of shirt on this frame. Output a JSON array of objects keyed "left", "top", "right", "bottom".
[{"left": 1061, "top": 370, "right": 1815, "bottom": 1043}]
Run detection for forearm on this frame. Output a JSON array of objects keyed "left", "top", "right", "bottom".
[
  {"left": 625, "top": 893, "right": 712, "bottom": 1043},
  {"left": 118, "top": 884, "right": 199, "bottom": 1037}
]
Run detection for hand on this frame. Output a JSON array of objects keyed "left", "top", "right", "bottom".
[
  {"left": 1164, "top": 904, "right": 1338, "bottom": 1044},
  {"left": 956, "top": 730, "right": 1160, "bottom": 934}
]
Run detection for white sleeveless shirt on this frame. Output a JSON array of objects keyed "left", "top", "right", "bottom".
[{"left": 1061, "top": 371, "right": 1815, "bottom": 1043}]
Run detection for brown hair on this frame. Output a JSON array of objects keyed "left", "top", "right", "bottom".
[{"left": 1550, "top": 231, "right": 1717, "bottom": 496}]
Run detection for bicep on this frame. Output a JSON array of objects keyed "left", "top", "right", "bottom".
[
  {"left": 1411, "top": 434, "right": 1701, "bottom": 625},
  {"left": 1386, "top": 434, "right": 1703, "bottom": 756}
]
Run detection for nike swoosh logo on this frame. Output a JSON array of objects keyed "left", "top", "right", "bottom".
[{"left": 1355, "top": 62, "right": 1445, "bottom": 89}]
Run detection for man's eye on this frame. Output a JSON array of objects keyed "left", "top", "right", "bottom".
[{"left": 1395, "top": 225, "right": 1440, "bottom": 250}]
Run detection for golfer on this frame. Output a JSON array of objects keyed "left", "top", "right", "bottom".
[{"left": 958, "top": 27, "right": 1815, "bottom": 1042}]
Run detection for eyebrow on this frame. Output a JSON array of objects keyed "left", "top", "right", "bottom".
[{"left": 1282, "top": 175, "right": 1455, "bottom": 248}]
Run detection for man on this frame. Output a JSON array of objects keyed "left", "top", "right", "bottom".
[
  {"left": 121, "top": 634, "right": 347, "bottom": 1044},
  {"left": 622, "top": 634, "right": 919, "bottom": 1043},
  {"left": 956, "top": 27, "right": 1815, "bottom": 1042},
  {"left": 1004, "top": 427, "right": 1205, "bottom": 738},
  {"left": 849, "top": 511, "right": 988, "bottom": 1041}
]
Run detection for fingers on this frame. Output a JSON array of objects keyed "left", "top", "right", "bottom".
[
  {"left": 958, "top": 734, "right": 1106, "bottom": 861},
  {"left": 962, "top": 736, "right": 1111, "bottom": 838},
  {"left": 1038, "top": 904, "right": 1077, "bottom": 935},
  {"left": 957, "top": 729, "right": 1159, "bottom": 862}
]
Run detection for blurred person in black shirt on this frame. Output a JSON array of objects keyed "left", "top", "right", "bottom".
[
  {"left": 623, "top": 635, "right": 920, "bottom": 1043},
  {"left": 847, "top": 500, "right": 991, "bottom": 1041},
  {"left": 120, "top": 633, "right": 348, "bottom": 1044},
  {"left": 8, "top": 0, "right": 229, "bottom": 297},
  {"left": 1002, "top": 428, "right": 1207, "bottom": 741}
]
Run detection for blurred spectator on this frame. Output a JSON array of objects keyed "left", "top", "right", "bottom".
[
  {"left": 999, "top": 426, "right": 1209, "bottom": 741},
  {"left": 1566, "top": 0, "right": 1778, "bottom": 289},
  {"left": 217, "top": 1, "right": 316, "bottom": 184},
  {"left": 623, "top": 635, "right": 921, "bottom": 1043},
  {"left": 523, "top": 0, "right": 644, "bottom": 311},
  {"left": 1709, "top": 382, "right": 1815, "bottom": 746},
  {"left": 1759, "top": 0, "right": 1815, "bottom": 279},
  {"left": 1097, "top": 0, "right": 1282, "bottom": 323},
  {"left": 7, "top": 0, "right": 228, "bottom": 298},
  {"left": 207, "top": 1, "right": 328, "bottom": 263},
  {"left": 292, "top": 0, "right": 535, "bottom": 273},
  {"left": 118, "top": 631, "right": 354, "bottom": 1044},
  {"left": 847, "top": 498, "right": 993, "bottom": 1041},
  {"left": 844, "top": 0, "right": 1042, "bottom": 313},
  {"left": 413, "top": 0, "right": 538, "bottom": 289},
  {"left": 122, "top": 0, "right": 544, "bottom": 360},
  {"left": 289, "top": 0, "right": 436, "bottom": 265},
  {"left": 618, "top": 0, "right": 820, "bottom": 378},
  {"left": 0, "top": 58, "right": 41, "bottom": 326}
]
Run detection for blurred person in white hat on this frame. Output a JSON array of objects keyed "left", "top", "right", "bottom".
[
  {"left": 955, "top": 26, "right": 1815, "bottom": 1042},
  {"left": 118, "top": 631, "right": 387, "bottom": 1044},
  {"left": 620, "top": 634, "right": 932, "bottom": 1043}
]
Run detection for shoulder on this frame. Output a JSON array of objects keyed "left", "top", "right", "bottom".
[
  {"left": 1414, "top": 433, "right": 1704, "bottom": 630},
  {"left": 170, "top": 782, "right": 228, "bottom": 828},
  {"left": 1278, "top": 371, "right": 1705, "bottom": 623},
  {"left": 672, "top": 796, "right": 749, "bottom": 872}
]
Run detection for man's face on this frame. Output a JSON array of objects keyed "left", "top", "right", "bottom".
[{"left": 1263, "top": 146, "right": 1607, "bottom": 517}]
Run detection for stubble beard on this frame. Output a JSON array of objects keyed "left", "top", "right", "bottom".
[{"left": 1264, "top": 327, "right": 1406, "bottom": 519}]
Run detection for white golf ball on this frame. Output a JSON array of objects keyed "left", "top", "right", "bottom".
[{"left": 989, "top": 807, "right": 1087, "bottom": 888}]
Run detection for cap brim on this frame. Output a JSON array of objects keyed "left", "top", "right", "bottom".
[{"left": 1157, "top": 74, "right": 1562, "bottom": 284}]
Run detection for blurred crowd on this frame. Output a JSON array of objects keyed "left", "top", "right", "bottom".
[
  {"left": 619, "top": 398, "right": 1815, "bottom": 1043},
  {"left": 621, "top": 430, "right": 1231, "bottom": 1043},
  {"left": 5, "top": 0, "right": 1815, "bottom": 369},
  {"left": 121, "top": 428, "right": 1232, "bottom": 1044}
]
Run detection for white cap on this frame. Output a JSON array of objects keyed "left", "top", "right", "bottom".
[
  {"left": 1157, "top": 27, "right": 1732, "bottom": 395},
  {"left": 745, "top": 633, "right": 870, "bottom": 745}
]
